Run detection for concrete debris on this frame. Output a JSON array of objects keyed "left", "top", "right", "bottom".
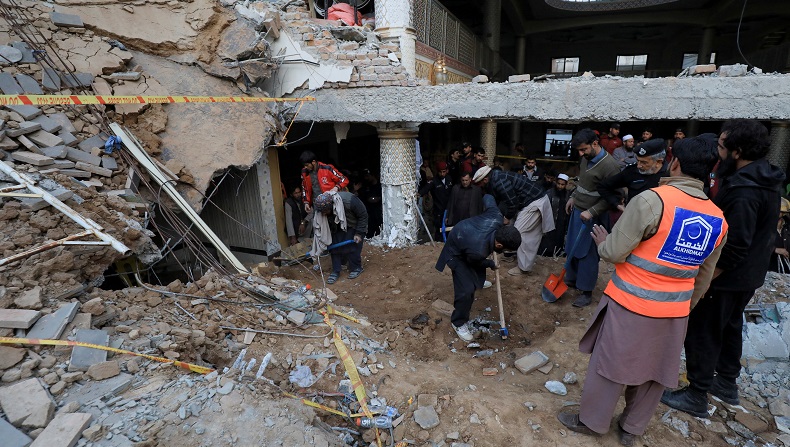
[
  {"left": 0, "top": 417, "right": 32, "bottom": 447},
  {"left": 471, "top": 75, "right": 489, "bottom": 83},
  {"left": 508, "top": 74, "right": 531, "bottom": 83},
  {"left": 29, "top": 412, "right": 91, "bottom": 447},
  {"left": 0, "top": 346, "right": 25, "bottom": 370},
  {"left": 0, "top": 309, "right": 41, "bottom": 329},
  {"left": 515, "top": 351, "right": 549, "bottom": 374},
  {"left": 26, "top": 302, "right": 80, "bottom": 340},
  {"left": 544, "top": 380, "right": 567, "bottom": 396},
  {"left": 413, "top": 405, "right": 440, "bottom": 429},
  {"left": 86, "top": 360, "right": 121, "bottom": 381},
  {"left": 0, "top": 378, "right": 55, "bottom": 428},
  {"left": 49, "top": 11, "right": 84, "bottom": 28},
  {"left": 718, "top": 64, "right": 749, "bottom": 77},
  {"left": 68, "top": 329, "right": 109, "bottom": 372}
]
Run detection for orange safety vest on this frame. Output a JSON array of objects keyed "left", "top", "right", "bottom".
[{"left": 604, "top": 185, "right": 728, "bottom": 318}]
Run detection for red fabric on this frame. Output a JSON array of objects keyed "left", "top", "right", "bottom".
[
  {"left": 599, "top": 134, "right": 623, "bottom": 154},
  {"left": 301, "top": 162, "right": 349, "bottom": 205},
  {"left": 327, "top": 3, "right": 362, "bottom": 26}
]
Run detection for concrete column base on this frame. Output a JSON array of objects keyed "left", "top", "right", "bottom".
[
  {"left": 481, "top": 119, "right": 497, "bottom": 164},
  {"left": 377, "top": 123, "right": 420, "bottom": 246},
  {"left": 768, "top": 121, "right": 790, "bottom": 171}
]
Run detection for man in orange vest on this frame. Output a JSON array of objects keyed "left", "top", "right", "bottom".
[{"left": 557, "top": 136, "right": 728, "bottom": 446}]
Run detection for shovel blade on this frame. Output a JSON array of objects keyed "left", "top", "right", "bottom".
[{"left": 542, "top": 271, "right": 568, "bottom": 302}]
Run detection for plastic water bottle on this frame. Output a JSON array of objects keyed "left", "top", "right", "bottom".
[{"left": 355, "top": 416, "right": 393, "bottom": 429}]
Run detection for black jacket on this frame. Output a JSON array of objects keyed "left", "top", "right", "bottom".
[
  {"left": 487, "top": 170, "right": 545, "bottom": 220},
  {"left": 436, "top": 195, "right": 501, "bottom": 288},
  {"left": 419, "top": 175, "right": 453, "bottom": 212},
  {"left": 598, "top": 164, "right": 667, "bottom": 208},
  {"left": 710, "top": 158, "right": 785, "bottom": 291}
]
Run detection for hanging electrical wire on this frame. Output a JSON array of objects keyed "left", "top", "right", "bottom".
[{"left": 735, "top": 0, "right": 753, "bottom": 67}]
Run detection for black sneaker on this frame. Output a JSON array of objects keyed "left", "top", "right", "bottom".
[
  {"left": 572, "top": 293, "right": 592, "bottom": 308},
  {"left": 710, "top": 375, "right": 740, "bottom": 405},
  {"left": 661, "top": 387, "right": 709, "bottom": 418}
]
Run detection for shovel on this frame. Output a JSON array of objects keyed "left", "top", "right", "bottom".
[
  {"left": 542, "top": 223, "right": 589, "bottom": 303},
  {"left": 273, "top": 239, "right": 355, "bottom": 266},
  {"left": 493, "top": 252, "right": 508, "bottom": 339}
]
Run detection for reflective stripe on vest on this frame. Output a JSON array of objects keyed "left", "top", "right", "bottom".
[{"left": 605, "top": 184, "right": 727, "bottom": 318}]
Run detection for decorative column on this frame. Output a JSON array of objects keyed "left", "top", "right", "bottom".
[
  {"left": 481, "top": 119, "right": 497, "bottom": 164},
  {"left": 768, "top": 121, "right": 790, "bottom": 171},
  {"left": 483, "top": 0, "right": 502, "bottom": 79},
  {"left": 377, "top": 123, "right": 420, "bottom": 246},
  {"left": 374, "top": 0, "right": 416, "bottom": 77}
]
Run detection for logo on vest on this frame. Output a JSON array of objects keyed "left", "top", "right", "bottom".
[{"left": 657, "top": 207, "right": 723, "bottom": 266}]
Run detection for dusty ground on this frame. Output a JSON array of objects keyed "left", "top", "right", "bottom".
[{"left": 265, "top": 244, "right": 772, "bottom": 447}]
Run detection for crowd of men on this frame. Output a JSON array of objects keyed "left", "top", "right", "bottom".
[{"left": 290, "top": 119, "right": 786, "bottom": 446}]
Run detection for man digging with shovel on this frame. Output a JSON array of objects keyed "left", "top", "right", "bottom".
[{"left": 435, "top": 194, "right": 521, "bottom": 342}]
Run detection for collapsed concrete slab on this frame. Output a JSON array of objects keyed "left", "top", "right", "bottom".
[{"left": 0, "top": 378, "right": 55, "bottom": 429}]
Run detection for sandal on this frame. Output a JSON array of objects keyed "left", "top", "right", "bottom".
[
  {"left": 327, "top": 273, "right": 339, "bottom": 284},
  {"left": 348, "top": 269, "right": 363, "bottom": 279}
]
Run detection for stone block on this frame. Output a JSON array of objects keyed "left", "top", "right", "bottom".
[
  {"left": 26, "top": 302, "right": 80, "bottom": 340},
  {"left": 10, "top": 151, "right": 54, "bottom": 166},
  {"left": 413, "top": 405, "right": 440, "bottom": 429},
  {"left": 472, "top": 75, "right": 489, "bottom": 83},
  {"left": 61, "top": 373, "right": 132, "bottom": 406},
  {"left": 91, "top": 78, "right": 112, "bottom": 96},
  {"left": 52, "top": 160, "right": 75, "bottom": 169},
  {"left": 0, "top": 346, "right": 25, "bottom": 369},
  {"left": 718, "top": 64, "right": 748, "bottom": 77},
  {"left": 29, "top": 412, "right": 91, "bottom": 447},
  {"left": 27, "top": 130, "right": 63, "bottom": 148},
  {"left": 65, "top": 147, "right": 101, "bottom": 166},
  {"left": 31, "top": 116, "right": 62, "bottom": 134},
  {"left": 287, "top": 310, "right": 306, "bottom": 326},
  {"left": 14, "top": 286, "right": 43, "bottom": 309},
  {"left": 108, "top": 72, "right": 141, "bottom": 81},
  {"left": 514, "top": 351, "right": 549, "bottom": 374},
  {"left": 77, "top": 135, "right": 105, "bottom": 153},
  {"left": 46, "top": 113, "right": 76, "bottom": 134},
  {"left": 87, "top": 361, "right": 120, "bottom": 381},
  {"left": 15, "top": 74, "right": 42, "bottom": 95},
  {"left": 0, "top": 378, "right": 55, "bottom": 428},
  {"left": 0, "top": 73, "right": 23, "bottom": 95},
  {"left": 57, "top": 132, "right": 78, "bottom": 147},
  {"left": 101, "top": 155, "right": 118, "bottom": 171},
  {"left": 508, "top": 74, "right": 531, "bottom": 83},
  {"left": 58, "top": 169, "right": 91, "bottom": 179},
  {"left": 6, "top": 121, "right": 42, "bottom": 138},
  {"left": 42, "top": 68, "right": 61, "bottom": 91},
  {"left": 0, "top": 417, "right": 32, "bottom": 447},
  {"left": 61, "top": 73, "right": 93, "bottom": 89},
  {"left": 0, "top": 136, "right": 18, "bottom": 151},
  {"left": 5, "top": 105, "right": 41, "bottom": 121},
  {"left": 49, "top": 11, "right": 84, "bottom": 28},
  {"left": 75, "top": 161, "right": 112, "bottom": 177},
  {"left": 688, "top": 64, "right": 716, "bottom": 75},
  {"left": 68, "top": 329, "right": 109, "bottom": 372},
  {"left": 41, "top": 145, "right": 67, "bottom": 159},
  {"left": 0, "top": 309, "right": 41, "bottom": 329},
  {"left": 16, "top": 135, "right": 40, "bottom": 153}
]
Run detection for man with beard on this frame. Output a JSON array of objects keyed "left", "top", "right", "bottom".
[
  {"left": 447, "top": 147, "right": 463, "bottom": 184},
  {"left": 563, "top": 129, "right": 621, "bottom": 307},
  {"left": 612, "top": 134, "right": 637, "bottom": 170},
  {"left": 419, "top": 161, "right": 453, "bottom": 240},
  {"left": 285, "top": 184, "right": 310, "bottom": 246},
  {"left": 539, "top": 173, "right": 570, "bottom": 256},
  {"left": 473, "top": 167, "right": 553, "bottom": 276},
  {"left": 522, "top": 155, "right": 543, "bottom": 183},
  {"left": 463, "top": 147, "right": 486, "bottom": 177},
  {"left": 435, "top": 194, "right": 522, "bottom": 341},
  {"left": 599, "top": 139, "right": 667, "bottom": 212},
  {"left": 599, "top": 123, "right": 623, "bottom": 155},
  {"left": 446, "top": 171, "right": 484, "bottom": 227},
  {"left": 662, "top": 119, "right": 785, "bottom": 417}
]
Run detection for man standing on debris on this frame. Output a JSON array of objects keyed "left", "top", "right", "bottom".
[
  {"left": 473, "top": 167, "right": 553, "bottom": 276},
  {"left": 313, "top": 191, "right": 368, "bottom": 284},
  {"left": 435, "top": 194, "right": 521, "bottom": 341},
  {"left": 285, "top": 184, "right": 311, "bottom": 246},
  {"left": 598, "top": 139, "right": 667, "bottom": 212},
  {"left": 662, "top": 119, "right": 785, "bottom": 416},
  {"left": 558, "top": 136, "right": 728, "bottom": 446},
  {"left": 563, "top": 129, "right": 621, "bottom": 307},
  {"left": 299, "top": 151, "right": 349, "bottom": 212}
]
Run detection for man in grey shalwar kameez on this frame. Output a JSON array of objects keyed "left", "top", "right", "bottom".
[{"left": 558, "top": 136, "right": 728, "bottom": 446}]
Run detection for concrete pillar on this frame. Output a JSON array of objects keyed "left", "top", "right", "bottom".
[
  {"left": 698, "top": 26, "right": 716, "bottom": 65},
  {"left": 510, "top": 36, "right": 526, "bottom": 152},
  {"left": 686, "top": 119, "right": 699, "bottom": 137},
  {"left": 483, "top": 0, "right": 501, "bottom": 78},
  {"left": 377, "top": 123, "right": 420, "bottom": 246},
  {"left": 481, "top": 119, "right": 497, "bottom": 164},
  {"left": 768, "top": 121, "right": 790, "bottom": 171},
  {"left": 374, "top": 0, "right": 416, "bottom": 77}
]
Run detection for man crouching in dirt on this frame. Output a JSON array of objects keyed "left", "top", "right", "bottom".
[
  {"left": 557, "top": 136, "right": 727, "bottom": 446},
  {"left": 435, "top": 194, "right": 521, "bottom": 342}
]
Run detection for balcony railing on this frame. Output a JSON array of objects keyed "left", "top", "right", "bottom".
[{"left": 413, "top": 0, "right": 490, "bottom": 72}]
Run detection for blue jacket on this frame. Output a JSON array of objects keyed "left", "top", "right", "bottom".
[{"left": 435, "top": 195, "right": 501, "bottom": 287}]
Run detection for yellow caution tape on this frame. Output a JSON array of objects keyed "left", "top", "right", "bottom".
[
  {"left": 0, "top": 94, "right": 314, "bottom": 107},
  {"left": 283, "top": 392, "right": 351, "bottom": 418},
  {"left": 324, "top": 304, "right": 360, "bottom": 323},
  {"left": 0, "top": 336, "right": 213, "bottom": 374}
]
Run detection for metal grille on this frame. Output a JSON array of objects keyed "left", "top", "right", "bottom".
[
  {"left": 414, "top": 0, "right": 428, "bottom": 43},
  {"left": 458, "top": 27, "right": 475, "bottom": 67},
  {"left": 481, "top": 120, "right": 497, "bottom": 163},
  {"left": 545, "top": 0, "right": 680, "bottom": 11},
  {"left": 444, "top": 17, "right": 458, "bottom": 60},
  {"left": 769, "top": 122, "right": 790, "bottom": 172},
  {"left": 429, "top": 2, "right": 445, "bottom": 52}
]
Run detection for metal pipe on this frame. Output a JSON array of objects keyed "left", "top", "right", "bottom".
[
  {"left": 0, "top": 162, "right": 131, "bottom": 256},
  {"left": 0, "top": 230, "right": 93, "bottom": 267}
]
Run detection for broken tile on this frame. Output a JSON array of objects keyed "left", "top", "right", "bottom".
[
  {"left": 42, "top": 68, "right": 61, "bottom": 91},
  {"left": 0, "top": 378, "right": 55, "bottom": 428},
  {"left": 66, "top": 147, "right": 102, "bottom": 166},
  {"left": 46, "top": 113, "right": 76, "bottom": 134},
  {"left": 52, "top": 160, "right": 75, "bottom": 169},
  {"left": 10, "top": 42, "right": 36, "bottom": 64},
  {"left": 68, "top": 329, "right": 109, "bottom": 372},
  {"left": 77, "top": 135, "right": 106, "bottom": 153},
  {"left": 10, "top": 151, "right": 54, "bottom": 166},
  {"left": 61, "top": 373, "right": 132, "bottom": 406},
  {"left": 26, "top": 302, "right": 80, "bottom": 340},
  {"left": 16, "top": 135, "right": 41, "bottom": 153},
  {"left": 58, "top": 132, "right": 78, "bottom": 147},
  {"left": 0, "top": 45, "right": 23, "bottom": 65},
  {"left": 515, "top": 351, "right": 549, "bottom": 374},
  {"left": 57, "top": 169, "right": 91, "bottom": 179},
  {"left": 27, "top": 130, "right": 64, "bottom": 148},
  {"left": 108, "top": 72, "right": 142, "bottom": 81},
  {"left": 5, "top": 105, "right": 41, "bottom": 120},
  {"left": 0, "top": 346, "right": 25, "bottom": 369},
  {"left": 0, "top": 73, "right": 23, "bottom": 95},
  {"left": 31, "top": 115, "right": 62, "bottom": 134},
  {"left": 49, "top": 11, "right": 84, "bottom": 28},
  {"left": 101, "top": 156, "right": 117, "bottom": 171},
  {"left": 91, "top": 78, "right": 112, "bottom": 96},
  {"left": 29, "top": 412, "right": 92, "bottom": 447},
  {"left": 14, "top": 74, "right": 42, "bottom": 95},
  {"left": 41, "top": 145, "right": 67, "bottom": 159},
  {"left": 0, "top": 416, "right": 32, "bottom": 447},
  {"left": 0, "top": 309, "right": 41, "bottom": 329},
  {"left": 0, "top": 136, "right": 19, "bottom": 151},
  {"left": 75, "top": 161, "right": 112, "bottom": 177},
  {"left": 6, "top": 121, "right": 42, "bottom": 138},
  {"left": 60, "top": 72, "right": 93, "bottom": 88}
]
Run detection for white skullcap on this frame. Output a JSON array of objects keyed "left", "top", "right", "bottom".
[{"left": 472, "top": 166, "right": 492, "bottom": 183}]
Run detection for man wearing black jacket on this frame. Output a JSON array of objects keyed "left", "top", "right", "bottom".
[
  {"left": 598, "top": 139, "right": 667, "bottom": 212},
  {"left": 662, "top": 119, "right": 785, "bottom": 416}
]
